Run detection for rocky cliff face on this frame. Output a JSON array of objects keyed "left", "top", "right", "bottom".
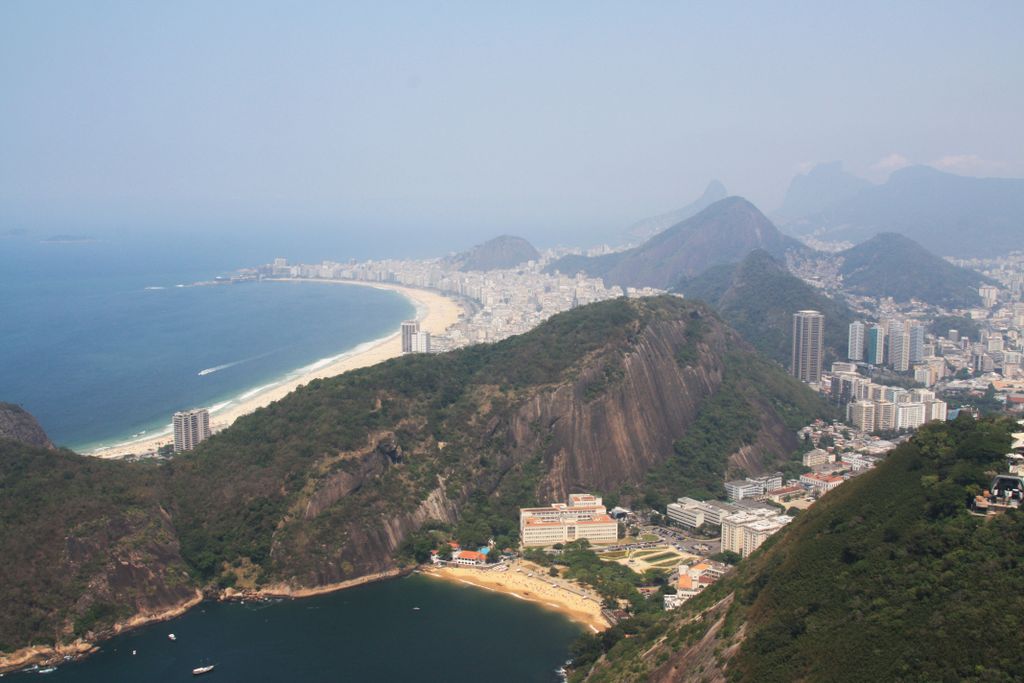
[
  {"left": 0, "top": 297, "right": 827, "bottom": 657},
  {"left": 0, "top": 402, "right": 53, "bottom": 448},
  {"left": 246, "top": 300, "right": 816, "bottom": 587}
]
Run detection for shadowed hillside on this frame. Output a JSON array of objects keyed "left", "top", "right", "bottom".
[
  {"left": 548, "top": 197, "right": 803, "bottom": 290},
  {"left": 0, "top": 296, "right": 828, "bottom": 663}
]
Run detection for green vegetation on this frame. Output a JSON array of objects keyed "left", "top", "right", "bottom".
[
  {"left": 573, "top": 415, "right": 1024, "bottom": 682},
  {"left": 642, "top": 347, "right": 830, "bottom": 505},
  {"left": 928, "top": 315, "right": 981, "bottom": 342},
  {"left": 676, "top": 249, "right": 857, "bottom": 365},
  {"left": 0, "top": 440, "right": 194, "bottom": 650},
  {"left": 839, "top": 232, "right": 990, "bottom": 307},
  {"left": 0, "top": 294, "right": 831, "bottom": 656}
]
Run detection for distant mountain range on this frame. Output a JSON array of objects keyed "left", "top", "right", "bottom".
[
  {"left": 623, "top": 180, "right": 729, "bottom": 243},
  {"left": 444, "top": 235, "right": 539, "bottom": 271},
  {"left": 677, "top": 250, "right": 857, "bottom": 366},
  {"left": 837, "top": 232, "right": 992, "bottom": 308},
  {"left": 783, "top": 165, "right": 1024, "bottom": 256},
  {"left": 775, "top": 161, "right": 872, "bottom": 222},
  {"left": 547, "top": 197, "right": 803, "bottom": 290}
]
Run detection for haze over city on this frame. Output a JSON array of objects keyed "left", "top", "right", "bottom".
[
  {"left": 3, "top": 3, "right": 1024, "bottom": 682},
  {"left": 2, "top": 1, "right": 1023, "bottom": 254}
]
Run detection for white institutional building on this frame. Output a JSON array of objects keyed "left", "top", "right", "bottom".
[
  {"left": 519, "top": 494, "right": 619, "bottom": 547},
  {"left": 172, "top": 408, "right": 211, "bottom": 452},
  {"left": 721, "top": 509, "right": 792, "bottom": 558}
]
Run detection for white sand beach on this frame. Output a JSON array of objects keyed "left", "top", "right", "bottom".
[{"left": 91, "top": 280, "right": 465, "bottom": 458}]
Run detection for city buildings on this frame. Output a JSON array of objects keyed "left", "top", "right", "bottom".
[
  {"left": 724, "top": 473, "right": 784, "bottom": 502},
  {"left": 848, "top": 321, "right": 865, "bottom": 361},
  {"left": 792, "top": 310, "right": 825, "bottom": 383},
  {"left": 666, "top": 498, "right": 739, "bottom": 529},
  {"left": 721, "top": 509, "right": 792, "bottom": 557},
  {"left": 799, "top": 472, "right": 844, "bottom": 493},
  {"left": 866, "top": 324, "right": 886, "bottom": 365},
  {"left": 519, "top": 493, "right": 619, "bottom": 547},
  {"left": 802, "top": 448, "right": 834, "bottom": 467},
  {"left": 889, "top": 322, "right": 911, "bottom": 372},
  {"left": 172, "top": 408, "right": 211, "bottom": 452},
  {"left": 401, "top": 320, "right": 420, "bottom": 354}
]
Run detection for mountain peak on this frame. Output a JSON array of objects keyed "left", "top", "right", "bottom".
[
  {"left": 444, "top": 235, "right": 540, "bottom": 272},
  {"left": 550, "top": 197, "right": 801, "bottom": 290},
  {"left": 777, "top": 161, "right": 871, "bottom": 220},
  {"left": 839, "top": 231, "right": 990, "bottom": 306}
]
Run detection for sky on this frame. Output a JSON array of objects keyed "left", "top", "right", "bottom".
[{"left": 2, "top": 1, "right": 1023, "bottom": 253}]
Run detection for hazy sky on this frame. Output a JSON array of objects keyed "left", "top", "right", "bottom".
[{"left": 2, "top": 1, "right": 1023, "bottom": 250}]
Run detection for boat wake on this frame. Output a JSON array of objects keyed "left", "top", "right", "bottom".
[{"left": 198, "top": 351, "right": 273, "bottom": 377}]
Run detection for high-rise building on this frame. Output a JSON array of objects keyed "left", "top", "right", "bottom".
[
  {"left": 889, "top": 323, "right": 911, "bottom": 372},
  {"left": 847, "top": 401, "right": 877, "bottom": 432},
  {"left": 908, "top": 324, "right": 926, "bottom": 363},
  {"left": 848, "top": 321, "right": 866, "bottom": 361},
  {"left": 401, "top": 320, "right": 420, "bottom": 354},
  {"left": 792, "top": 310, "right": 825, "bottom": 383},
  {"left": 173, "top": 408, "right": 211, "bottom": 452},
  {"left": 866, "top": 325, "right": 885, "bottom": 365}
]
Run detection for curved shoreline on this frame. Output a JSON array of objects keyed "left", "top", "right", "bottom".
[
  {"left": 423, "top": 561, "right": 609, "bottom": 633},
  {"left": 90, "top": 281, "right": 465, "bottom": 459}
]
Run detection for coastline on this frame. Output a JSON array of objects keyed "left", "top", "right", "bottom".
[
  {"left": 90, "top": 280, "right": 465, "bottom": 459},
  {"left": 424, "top": 561, "right": 609, "bottom": 633},
  {"left": 0, "top": 589, "right": 204, "bottom": 675},
  {"left": 0, "top": 563, "right": 596, "bottom": 674}
]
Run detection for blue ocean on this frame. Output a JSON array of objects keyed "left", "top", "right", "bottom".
[{"left": 0, "top": 233, "right": 414, "bottom": 450}]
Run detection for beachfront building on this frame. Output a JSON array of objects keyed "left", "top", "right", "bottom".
[
  {"left": 519, "top": 494, "right": 619, "bottom": 547},
  {"left": 452, "top": 550, "right": 487, "bottom": 566},
  {"left": 401, "top": 320, "right": 420, "bottom": 354},
  {"left": 172, "top": 408, "right": 211, "bottom": 452}
]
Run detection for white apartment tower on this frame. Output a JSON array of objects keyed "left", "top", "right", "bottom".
[
  {"left": 401, "top": 320, "right": 420, "bottom": 354},
  {"left": 792, "top": 310, "right": 825, "bottom": 384},
  {"left": 889, "top": 323, "right": 911, "bottom": 372},
  {"left": 173, "top": 408, "right": 211, "bottom": 452},
  {"left": 848, "top": 321, "right": 866, "bottom": 361}
]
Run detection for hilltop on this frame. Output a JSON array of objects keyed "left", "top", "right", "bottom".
[
  {"left": 443, "top": 235, "right": 540, "bottom": 271},
  {"left": 784, "top": 165, "right": 1024, "bottom": 257},
  {"left": 0, "top": 297, "right": 828, "bottom": 664},
  {"left": 572, "top": 415, "right": 1024, "bottom": 682},
  {"left": 838, "top": 232, "right": 991, "bottom": 307},
  {"left": 0, "top": 402, "right": 53, "bottom": 449},
  {"left": 676, "top": 250, "right": 857, "bottom": 365},
  {"left": 775, "top": 161, "right": 871, "bottom": 221},
  {"left": 547, "top": 197, "right": 803, "bottom": 290},
  {"left": 624, "top": 180, "right": 729, "bottom": 243}
]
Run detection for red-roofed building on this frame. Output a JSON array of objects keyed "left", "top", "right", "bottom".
[{"left": 453, "top": 550, "right": 487, "bottom": 566}]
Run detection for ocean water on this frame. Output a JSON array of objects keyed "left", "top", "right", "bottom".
[
  {"left": 5, "top": 575, "right": 582, "bottom": 682},
  {"left": 0, "top": 235, "right": 413, "bottom": 449}
]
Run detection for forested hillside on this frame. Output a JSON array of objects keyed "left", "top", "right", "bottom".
[
  {"left": 676, "top": 250, "right": 856, "bottom": 365},
  {"left": 0, "top": 296, "right": 828, "bottom": 659},
  {"left": 573, "top": 415, "right": 1024, "bottom": 682}
]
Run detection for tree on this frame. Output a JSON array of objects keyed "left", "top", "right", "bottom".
[
  {"left": 711, "top": 550, "right": 741, "bottom": 565},
  {"left": 548, "top": 567, "right": 559, "bottom": 577}
]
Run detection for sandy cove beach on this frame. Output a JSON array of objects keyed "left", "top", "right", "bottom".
[
  {"left": 425, "top": 561, "right": 610, "bottom": 633},
  {"left": 92, "top": 280, "right": 465, "bottom": 459}
]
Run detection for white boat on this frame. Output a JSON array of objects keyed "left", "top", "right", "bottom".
[
  {"left": 168, "top": 633, "right": 177, "bottom": 641},
  {"left": 37, "top": 668, "right": 57, "bottom": 674},
  {"left": 192, "top": 664, "right": 215, "bottom": 676}
]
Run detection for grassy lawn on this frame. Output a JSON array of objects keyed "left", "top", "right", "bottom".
[
  {"left": 639, "top": 533, "right": 661, "bottom": 542},
  {"left": 642, "top": 551, "right": 679, "bottom": 563}
]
